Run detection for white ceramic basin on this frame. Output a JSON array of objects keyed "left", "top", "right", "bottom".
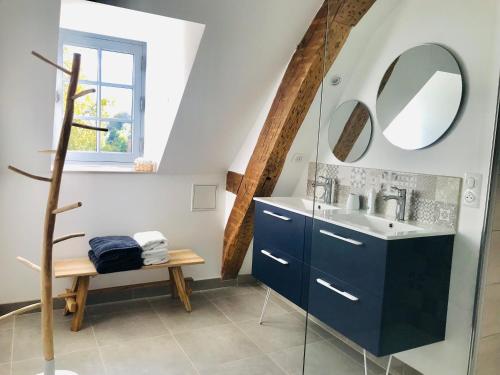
[
  {"left": 319, "top": 209, "right": 424, "bottom": 237},
  {"left": 256, "top": 197, "right": 338, "bottom": 214},
  {"left": 254, "top": 197, "right": 455, "bottom": 240}
]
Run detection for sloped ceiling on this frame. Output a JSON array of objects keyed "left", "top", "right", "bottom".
[{"left": 98, "top": 0, "right": 324, "bottom": 174}]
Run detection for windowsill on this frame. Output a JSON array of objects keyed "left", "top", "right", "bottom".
[{"left": 61, "top": 162, "right": 156, "bottom": 174}]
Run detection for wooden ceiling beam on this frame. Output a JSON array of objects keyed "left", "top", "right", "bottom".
[
  {"left": 226, "top": 171, "right": 244, "bottom": 194},
  {"left": 221, "top": 0, "right": 376, "bottom": 280}
]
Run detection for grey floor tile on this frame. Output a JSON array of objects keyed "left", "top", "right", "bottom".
[
  {"left": 11, "top": 349, "right": 105, "bottom": 375},
  {"left": 100, "top": 335, "right": 197, "bottom": 375},
  {"left": 0, "top": 364, "right": 10, "bottom": 375},
  {"left": 0, "top": 329, "right": 12, "bottom": 364},
  {"left": 175, "top": 323, "right": 261, "bottom": 370},
  {"left": 86, "top": 298, "right": 151, "bottom": 316},
  {"left": 237, "top": 313, "right": 322, "bottom": 353},
  {"left": 201, "top": 285, "right": 264, "bottom": 300},
  {"left": 89, "top": 302, "right": 169, "bottom": 347},
  {"left": 269, "top": 340, "right": 365, "bottom": 375},
  {"left": 199, "top": 354, "right": 286, "bottom": 375},
  {"left": 12, "top": 315, "right": 96, "bottom": 362},
  {"left": 150, "top": 294, "right": 230, "bottom": 333},
  {"left": 211, "top": 292, "right": 288, "bottom": 323},
  {"left": 0, "top": 317, "right": 14, "bottom": 332}
]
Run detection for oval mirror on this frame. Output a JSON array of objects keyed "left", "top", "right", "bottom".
[
  {"left": 328, "top": 100, "right": 372, "bottom": 162},
  {"left": 376, "top": 44, "right": 463, "bottom": 150}
]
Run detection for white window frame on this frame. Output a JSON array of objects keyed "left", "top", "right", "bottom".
[{"left": 56, "top": 29, "right": 146, "bottom": 164}]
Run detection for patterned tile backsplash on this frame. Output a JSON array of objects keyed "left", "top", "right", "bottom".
[{"left": 307, "top": 162, "right": 462, "bottom": 228}]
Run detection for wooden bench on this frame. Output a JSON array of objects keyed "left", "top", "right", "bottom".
[{"left": 54, "top": 249, "right": 205, "bottom": 332}]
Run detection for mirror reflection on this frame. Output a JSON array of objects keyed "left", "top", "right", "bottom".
[
  {"left": 376, "top": 44, "right": 463, "bottom": 150},
  {"left": 328, "top": 100, "right": 372, "bottom": 162}
]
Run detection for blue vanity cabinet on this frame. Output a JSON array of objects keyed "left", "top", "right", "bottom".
[
  {"left": 252, "top": 202, "right": 307, "bottom": 306},
  {"left": 310, "top": 220, "right": 387, "bottom": 296},
  {"left": 308, "top": 221, "right": 455, "bottom": 356},
  {"left": 252, "top": 201, "right": 455, "bottom": 357},
  {"left": 253, "top": 202, "right": 306, "bottom": 261}
]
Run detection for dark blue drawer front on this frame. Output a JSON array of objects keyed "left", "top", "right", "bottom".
[
  {"left": 308, "top": 267, "right": 383, "bottom": 355},
  {"left": 252, "top": 242, "right": 302, "bottom": 306},
  {"left": 311, "top": 219, "right": 387, "bottom": 296},
  {"left": 255, "top": 202, "right": 306, "bottom": 261}
]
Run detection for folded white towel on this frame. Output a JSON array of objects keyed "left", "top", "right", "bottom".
[
  {"left": 141, "top": 245, "right": 169, "bottom": 259},
  {"left": 143, "top": 255, "right": 170, "bottom": 266},
  {"left": 134, "top": 231, "right": 168, "bottom": 251}
]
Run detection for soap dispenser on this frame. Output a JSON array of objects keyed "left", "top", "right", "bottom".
[{"left": 367, "top": 188, "right": 377, "bottom": 215}]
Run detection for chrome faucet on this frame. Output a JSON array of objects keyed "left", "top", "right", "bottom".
[
  {"left": 383, "top": 186, "right": 407, "bottom": 221},
  {"left": 312, "top": 176, "right": 333, "bottom": 204}
]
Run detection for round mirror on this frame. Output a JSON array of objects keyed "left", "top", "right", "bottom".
[
  {"left": 376, "top": 44, "right": 463, "bottom": 150},
  {"left": 328, "top": 100, "right": 372, "bottom": 162}
]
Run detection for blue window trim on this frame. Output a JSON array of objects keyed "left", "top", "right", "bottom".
[{"left": 56, "top": 29, "right": 146, "bottom": 164}]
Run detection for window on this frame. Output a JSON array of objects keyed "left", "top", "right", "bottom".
[{"left": 57, "top": 29, "right": 146, "bottom": 164}]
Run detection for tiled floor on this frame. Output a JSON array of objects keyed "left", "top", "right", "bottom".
[{"left": 0, "top": 285, "right": 383, "bottom": 375}]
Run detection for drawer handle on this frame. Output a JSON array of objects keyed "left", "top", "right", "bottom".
[
  {"left": 263, "top": 210, "right": 291, "bottom": 221},
  {"left": 319, "top": 229, "right": 363, "bottom": 246},
  {"left": 261, "top": 250, "right": 289, "bottom": 265},
  {"left": 316, "top": 278, "right": 359, "bottom": 302}
]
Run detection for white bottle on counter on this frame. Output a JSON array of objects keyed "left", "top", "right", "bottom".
[{"left": 367, "top": 188, "right": 377, "bottom": 215}]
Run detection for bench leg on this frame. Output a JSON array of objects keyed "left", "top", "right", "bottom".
[
  {"left": 63, "top": 277, "right": 79, "bottom": 316},
  {"left": 168, "top": 268, "right": 179, "bottom": 299},
  {"left": 71, "top": 276, "right": 90, "bottom": 332},
  {"left": 171, "top": 267, "right": 192, "bottom": 312}
]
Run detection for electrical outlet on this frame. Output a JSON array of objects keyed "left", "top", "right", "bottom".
[
  {"left": 292, "top": 153, "right": 305, "bottom": 164},
  {"left": 462, "top": 173, "right": 482, "bottom": 208}
]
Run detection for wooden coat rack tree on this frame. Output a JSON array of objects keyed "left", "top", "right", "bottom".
[{"left": 0, "top": 52, "right": 108, "bottom": 375}]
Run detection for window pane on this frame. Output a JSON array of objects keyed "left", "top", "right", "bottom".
[
  {"left": 101, "top": 86, "right": 132, "bottom": 120},
  {"left": 100, "top": 121, "right": 132, "bottom": 153},
  {"left": 69, "top": 120, "right": 97, "bottom": 152},
  {"left": 63, "top": 45, "right": 98, "bottom": 82},
  {"left": 101, "top": 50, "right": 134, "bottom": 85},
  {"left": 64, "top": 83, "right": 97, "bottom": 117}
]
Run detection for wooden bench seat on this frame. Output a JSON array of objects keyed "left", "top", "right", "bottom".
[{"left": 54, "top": 249, "right": 204, "bottom": 331}]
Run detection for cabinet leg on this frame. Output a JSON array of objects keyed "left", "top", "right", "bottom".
[
  {"left": 259, "top": 287, "right": 271, "bottom": 325},
  {"left": 363, "top": 349, "right": 368, "bottom": 375},
  {"left": 386, "top": 354, "right": 393, "bottom": 375}
]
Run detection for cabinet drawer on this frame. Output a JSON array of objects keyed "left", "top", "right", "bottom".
[
  {"left": 311, "top": 220, "right": 387, "bottom": 296},
  {"left": 308, "top": 267, "right": 383, "bottom": 355},
  {"left": 252, "top": 242, "right": 302, "bottom": 306},
  {"left": 255, "top": 202, "right": 306, "bottom": 261}
]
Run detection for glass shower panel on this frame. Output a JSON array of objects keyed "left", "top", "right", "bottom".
[{"left": 303, "top": 2, "right": 479, "bottom": 375}]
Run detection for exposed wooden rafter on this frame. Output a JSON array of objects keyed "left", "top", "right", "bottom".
[
  {"left": 221, "top": 0, "right": 376, "bottom": 279},
  {"left": 226, "top": 171, "right": 244, "bottom": 194}
]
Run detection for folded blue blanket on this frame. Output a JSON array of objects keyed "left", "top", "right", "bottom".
[
  {"left": 89, "top": 236, "right": 142, "bottom": 261},
  {"left": 89, "top": 250, "right": 143, "bottom": 274}
]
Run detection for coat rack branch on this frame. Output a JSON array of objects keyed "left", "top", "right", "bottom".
[
  {"left": 0, "top": 302, "right": 42, "bottom": 322},
  {"left": 53, "top": 233, "right": 85, "bottom": 245},
  {"left": 52, "top": 202, "right": 82, "bottom": 215},
  {"left": 8, "top": 165, "right": 52, "bottom": 182},
  {"left": 72, "top": 123, "right": 109, "bottom": 132},
  {"left": 31, "top": 51, "right": 72, "bottom": 75},
  {"left": 16, "top": 256, "right": 41, "bottom": 272},
  {"left": 72, "top": 88, "right": 95, "bottom": 100}
]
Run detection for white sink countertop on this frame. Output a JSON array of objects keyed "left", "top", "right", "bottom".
[{"left": 254, "top": 197, "right": 455, "bottom": 240}]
